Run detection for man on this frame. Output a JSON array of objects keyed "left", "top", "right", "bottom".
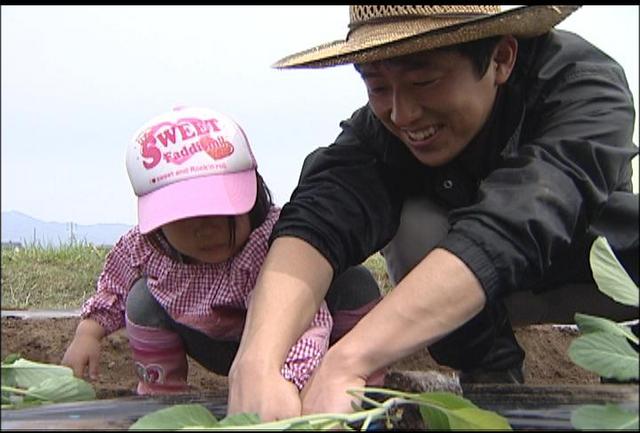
[{"left": 228, "top": 5, "right": 639, "bottom": 419}]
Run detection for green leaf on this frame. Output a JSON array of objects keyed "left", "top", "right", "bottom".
[
  {"left": 0, "top": 371, "right": 13, "bottom": 389},
  {"left": 571, "top": 404, "right": 639, "bottom": 430},
  {"left": 412, "top": 391, "right": 480, "bottom": 410},
  {"left": 397, "top": 391, "right": 478, "bottom": 429},
  {"left": 419, "top": 405, "right": 512, "bottom": 430},
  {"left": 590, "top": 236, "right": 639, "bottom": 306},
  {"left": 129, "top": 404, "right": 220, "bottom": 430},
  {"left": 575, "top": 313, "right": 639, "bottom": 344},
  {"left": 128, "top": 388, "right": 512, "bottom": 431},
  {"left": 419, "top": 405, "right": 451, "bottom": 429},
  {"left": 413, "top": 392, "right": 511, "bottom": 430},
  {"left": 280, "top": 420, "right": 320, "bottom": 430},
  {"left": 217, "top": 412, "right": 261, "bottom": 427},
  {"left": 1, "top": 358, "right": 73, "bottom": 390},
  {"left": 23, "top": 376, "right": 95, "bottom": 403},
  {"left": 1, "top": 353, "right": 22, "bottom": 365},
  {"left": 449, "top": 407, "right": 512, "bottom": 430},
  {"left": 568, "top": 332, "right": 639, "bottom": 380}
]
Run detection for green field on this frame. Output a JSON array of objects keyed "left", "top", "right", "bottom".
[{"left": 1, "top": 242, "right": 391, "bottom": 310}]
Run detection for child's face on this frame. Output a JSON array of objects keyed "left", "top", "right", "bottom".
[{"left": 161, "top": 214, "right": 251, "bottom": 264}]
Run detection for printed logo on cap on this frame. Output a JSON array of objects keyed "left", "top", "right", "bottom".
[{"left": 126, "top": 107, "right": 256, "bottom": 197}]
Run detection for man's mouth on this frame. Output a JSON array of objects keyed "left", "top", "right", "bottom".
[{"left": 405, "top": 124, "right": 442, "bottom": 142}]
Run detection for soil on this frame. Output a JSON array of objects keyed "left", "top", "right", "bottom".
[{"left": 0, "top": 317, "right": 599, "bottom": 400}]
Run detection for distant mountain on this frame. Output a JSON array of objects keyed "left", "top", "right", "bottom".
[{"left": 1, "top": 211, "right": 133, "bottom": 247}]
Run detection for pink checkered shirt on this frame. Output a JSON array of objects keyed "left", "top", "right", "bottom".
[{"left": 80, "top": 206, "right": 333, "bottom": 389}]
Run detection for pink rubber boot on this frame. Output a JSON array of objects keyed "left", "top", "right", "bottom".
[
  {"left": 125, "top": 315, "right": 190, "bottom": 395},
  {"left": 330, "top": 298, "right": 381, "bottom": 344}
]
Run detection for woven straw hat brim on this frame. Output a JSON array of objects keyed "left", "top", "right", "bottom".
[{"left": 273, "top": 5, "right": 580, "bottom": 69}]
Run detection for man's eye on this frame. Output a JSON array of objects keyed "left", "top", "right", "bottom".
[
  {"left": 368, "top": 86, "right": 388, "bottom": 95},
  {"left": 414, "top": 79, "right": 436, "bottom": 87}
]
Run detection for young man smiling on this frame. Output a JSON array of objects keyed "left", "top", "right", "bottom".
[{"left": 228, "top": 5, "right": 639, "bottom": 419}]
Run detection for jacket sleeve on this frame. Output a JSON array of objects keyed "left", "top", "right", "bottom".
[
  {"left": 80, "top": 229, "right": 143, "bottom": 334},
  {"left": 439, "top": 34, "right": 637, "bottom": 300},
  {"left": 270, "top": 107, "right": 405, "bottom": 276}
]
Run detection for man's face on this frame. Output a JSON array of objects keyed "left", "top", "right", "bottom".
[{"left": 358, "top": 46, "right": 503, "bottom": 167}]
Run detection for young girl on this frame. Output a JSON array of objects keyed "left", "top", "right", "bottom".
[{"left": 61, "top": 106, "right": 381, "bottom": 395}]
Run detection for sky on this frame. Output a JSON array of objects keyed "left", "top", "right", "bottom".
[{"left": 2, "top": 5, "right": 639, "bottom": 226}]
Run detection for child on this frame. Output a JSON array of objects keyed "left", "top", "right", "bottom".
[{"left": 61, "top": 106, "right": 382, "bottom": 395}]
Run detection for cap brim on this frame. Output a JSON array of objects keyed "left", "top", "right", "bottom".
[{"left": 137, "top": 170, "right": 257, "bottom": 234}]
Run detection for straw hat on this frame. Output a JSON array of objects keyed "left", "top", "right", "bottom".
[{"left": 273, "top": 5, "right": 580, "bottom": 69}]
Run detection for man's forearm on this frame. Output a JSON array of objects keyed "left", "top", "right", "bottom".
[
  {"left": 325, "top": 247, "right": 487, "bottom": 378},
  {"left": 235, "top": 236, "right": 334, "bottom": 370}
]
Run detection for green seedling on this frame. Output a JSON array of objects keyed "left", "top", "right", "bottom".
[
  {"left": 129, "top": 387, "right": 511, "bottom": 430},
  {"left": 1, "top": 355, "right": 96, "bottom": 409},
  {"left": 568, "top": 236, "right": 639, "bottom": 430}
]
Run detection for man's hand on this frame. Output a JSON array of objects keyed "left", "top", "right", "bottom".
[
  {"left": 300, "top": 352, "right": 367, "bottom": 415},
  {"left": 227, "top": 237, "right": 334, "bottom": 421},
  {"left": 303, "top": 248, "right": 487, "bottom": 415},
  {"left": 227, "top": 363, "right": 302, "bottom": 421}
]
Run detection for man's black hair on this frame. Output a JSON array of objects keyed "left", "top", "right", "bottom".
[
  {"left": 354, "top": 35, "right": 504, "bottom": 79},
  {"left": 443, "top": 36, "right": 503, "bottom": 78}
]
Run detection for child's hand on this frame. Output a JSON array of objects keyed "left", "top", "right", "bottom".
[
  {"left": 61, "top": 319, "right": 105, "bottom": 380},
  {"left": 62, "top": 334, "right": 102, "bottom": 380}
]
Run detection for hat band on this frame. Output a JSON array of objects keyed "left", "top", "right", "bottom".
[
  {"left": 349, "top": 12, "right": 490, "bottom": 30},
  {"left": 348, "top": 5, "right": 501, "bottom": 26}
]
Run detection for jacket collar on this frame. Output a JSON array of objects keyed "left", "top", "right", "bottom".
[{"left": 455, "top": 81, "right": 525, "bottom": 181}]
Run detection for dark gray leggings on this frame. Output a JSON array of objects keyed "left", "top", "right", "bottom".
[{"left": 125, "top": 264, "right": 381, "bottom": 375}]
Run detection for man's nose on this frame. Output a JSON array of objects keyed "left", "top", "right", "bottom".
[{"left": 390, "top": 90, "right": 421, "bottom": 127}]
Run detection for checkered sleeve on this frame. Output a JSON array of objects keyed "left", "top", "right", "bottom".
[
  {"left": 280, "top": 300, "right": 333, "bottom": 390},
  {"left": 80, "top": 229, "right": 143, "bottom": 334}
]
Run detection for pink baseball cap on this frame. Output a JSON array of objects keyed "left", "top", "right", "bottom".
[{"left": 126, "top": 106, "right": 257, "bottom": 234}]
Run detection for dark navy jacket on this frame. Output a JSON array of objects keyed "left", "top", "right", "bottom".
[{"left": 271, "top": 29, "right": 639, "bottom": 301}]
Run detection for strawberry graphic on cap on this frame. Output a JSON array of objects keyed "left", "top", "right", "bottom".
[{"left": 200, "top": 135, "right": 234, "bottom": 160}]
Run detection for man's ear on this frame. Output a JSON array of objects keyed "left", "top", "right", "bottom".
[{"left": 493, "top": 35, "right": 518, "bottom": 85}]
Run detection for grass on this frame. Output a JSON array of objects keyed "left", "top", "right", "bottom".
[
  {"left": 1, "top": 241, "right": 110, "bottom": 310},
  {"left": 363, "top": 253, "right": 393, "bottom": 295},
  {"left": 1, "top": 243, "right": 393, "bottom": 310}
]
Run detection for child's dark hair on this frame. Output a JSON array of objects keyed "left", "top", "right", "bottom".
[{"left": 225, "top": 171, "right": 273, "bottom": 247}]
